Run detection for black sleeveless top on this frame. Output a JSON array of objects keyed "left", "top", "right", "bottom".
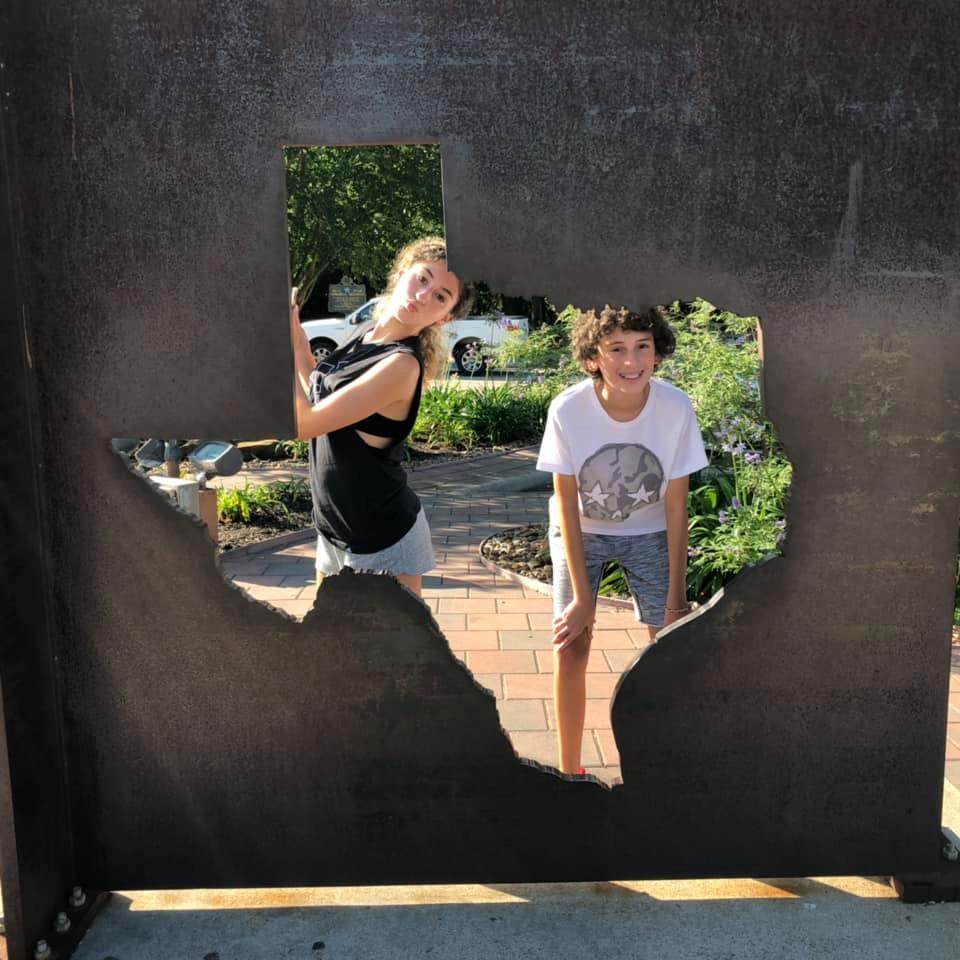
[{"left": 307, "top": 320, "right": 424, "bottom": 552}]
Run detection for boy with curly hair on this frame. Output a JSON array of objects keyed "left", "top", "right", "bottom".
[{"left": 536, "top": 305, "right": 708, "bottom": 774}]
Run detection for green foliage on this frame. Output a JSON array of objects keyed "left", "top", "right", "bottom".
[
  {"left": 955, "top": 541, "right": 960, "bottom": 626},
  {"left": 684, "top": 445, "right": 791, "bottom": 602},
  {"left": 217, "top": 479, "right": 311, "bottom": 524},
  {"left": 495, "top": 304, "right": 581, "bottom": 380},
  {"left": 657, "top": 298, "right": 762, "bottom": 451},
  {"left": 285, "top": 145, "right": 444, "bottom": 305},
  {"left": 412, "top": 381, "right": 562, "bottom": 450},
  {"left": 274, "top": 438, "right": 310, "bottom": 461},
  {"left": 471, "top": 282, "right": 504, "bottom": 318}
]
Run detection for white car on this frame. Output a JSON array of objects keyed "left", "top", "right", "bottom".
[
  {"left": 300, "top": 297, "right": 528, "bottom": 375},
  {"left": 299, "top": 298, "right": 379, "bottom": 364}
]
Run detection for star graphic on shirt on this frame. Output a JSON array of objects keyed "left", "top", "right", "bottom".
[
  {"left": 628, "top": 483, "right": 657, "bottom": 506},
  {"left": 583, "top": 482, "right": 609, "bottom": 509}
]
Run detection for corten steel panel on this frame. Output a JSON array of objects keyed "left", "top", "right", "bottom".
[
  {"left": 2, "top": 0, "right": 959, "bottom": 954},
  {"left": 0, "top": 46, "right": 82, "bottom": 960}
]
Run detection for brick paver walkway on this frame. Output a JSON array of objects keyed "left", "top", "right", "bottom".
[{"left": 220, "top": 449, "right": 960, "bottom": 791}]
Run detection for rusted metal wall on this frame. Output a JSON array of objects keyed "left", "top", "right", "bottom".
[{"left": 2, "top": 1, "right": 959, "bottom": 957}]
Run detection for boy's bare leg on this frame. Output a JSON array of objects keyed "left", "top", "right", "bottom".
[
  {"left": 554, "top": 626, "right": 592, "bottom": 773},
  {"left": 396, "top": 573, "right": 422, "bottom": 597}
]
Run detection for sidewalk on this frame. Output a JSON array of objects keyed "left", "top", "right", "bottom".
[{"left": 220, "top": 448, "right": 960, "bottom": 790}]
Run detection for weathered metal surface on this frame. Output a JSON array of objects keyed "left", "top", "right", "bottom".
[
  {"left": 0, "top": 43, "right": 78, "bottom": 959},
  {"left": 1, "top": 1, "right": 959, "bottom": 958}
]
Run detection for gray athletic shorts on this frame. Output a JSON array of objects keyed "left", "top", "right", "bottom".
[
  {"left": 315, "top": 509, "right": 435, "bottom": 577},
  {"left": 548, "top": 526, "right": 669, "bottom": 628}
]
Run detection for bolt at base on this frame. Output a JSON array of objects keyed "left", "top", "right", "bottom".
[
  {"left": 54, "top": 911, "right": 71, "bottom": 933},
  {"left": 69, "top": 885, "right": 86, "bottom": 908},
  {"left": 33, "top": 939, "right": 51, "bottom": 960}
]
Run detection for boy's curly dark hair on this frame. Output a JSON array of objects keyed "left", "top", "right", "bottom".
[{"left": 571, "top": 304, "right": 676, "bottom": 378}]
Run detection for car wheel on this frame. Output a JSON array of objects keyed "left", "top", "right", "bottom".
[
  {"left": 310, "top": 338, "right": 337, "bottom": 364},
  {"left": 454, "top": 340, "right": 486, "bottom": 376}
]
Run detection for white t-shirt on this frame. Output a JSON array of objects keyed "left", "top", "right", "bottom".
[{"left": 536, "top": 377, "right": 708, "bottom": 535}]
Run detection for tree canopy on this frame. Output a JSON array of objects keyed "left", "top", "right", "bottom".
[{"left": 285, "top": 144, "right": 444, "bottom": 307}]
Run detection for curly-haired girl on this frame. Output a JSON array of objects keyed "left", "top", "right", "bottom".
[{"left": 290, "top": 237, "right": 474, "bottom": 596}]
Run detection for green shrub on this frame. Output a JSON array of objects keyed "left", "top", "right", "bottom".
[
  {"left": 412, "top": 380, "right": 562, "bottom": 449},
  {"left": 955, "top": 541, "right": 960, "bottom": 626},
  {"left": 217, "top": 478, "right": 311, "bottom": 524},
  {"left": 494, "top": 305, "right": 580, "bottom": 381},
  {"left": 274, "top": 438, "right": 310, "bottom": 461}
]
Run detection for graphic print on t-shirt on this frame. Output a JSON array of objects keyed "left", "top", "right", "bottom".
[{"left": 578, "top": 443, "right": 664, "bottom": 521}]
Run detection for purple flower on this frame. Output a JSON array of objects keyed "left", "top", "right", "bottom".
[
  {"left": 745, "top": 451, "right": 762, "bottom": 465},
  {"left": 687, "top": 547, "right": 701, "bottom": 558},
  {"left": 731, "top": 496, "right": 742, "bottom": 510},
  {"left": 774, "top": 519, "right": 786, "bottom": 529},
  {"left": 733, "top": 443, "right": 747, "bottom": 456},
  {"left": 718, "top": 509, "right": 729, "bottom": 524}
]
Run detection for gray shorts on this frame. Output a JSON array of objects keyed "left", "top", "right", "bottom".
[
  {"left": 548, "top": 526, "right": 669, "bottom": 628},
  {"left": 315, "top": 509, "right": 435, "bottom": 577}
]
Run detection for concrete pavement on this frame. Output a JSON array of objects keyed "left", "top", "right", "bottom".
[{"left": 70, "top": 866, "right": 960, "bottom": 960}]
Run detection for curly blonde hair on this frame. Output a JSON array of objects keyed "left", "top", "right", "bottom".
[
  {"left": 374, "top": 236, "right": 475, "bottom": 379},
  {"left": 572, "top": 304, "right": 677, "bottom": 377}
]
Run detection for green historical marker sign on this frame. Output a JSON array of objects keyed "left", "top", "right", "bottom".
[{"left": 328, "top": 276, "right": 367, "bottom": 314}]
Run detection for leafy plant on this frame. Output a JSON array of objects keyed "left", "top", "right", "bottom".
[
  {"left": 274, "top": 438, "right": 310, "bottom": 461},
  {"left": 493, "top": 304, "right": 580, "bottom": 381},
  {"left": 955, "top": 534, "right": 960, "bottom": 626},
  {"left": 217, "top": 479, "right": 311, "bottom": 524},
  {"left": 657, "top": 299, "right": 762, "bottom": 452},
  {"left": 412, "top": 380, "right": 562, "bottom": 450}
]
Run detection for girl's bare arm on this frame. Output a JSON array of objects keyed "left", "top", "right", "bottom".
[
  {"left": 293, "top": 350, "right": 420, "bottom": 441},
  {"left": 290, "top": 293, "right": 316, "bottom": 392},
  {"left": 289, "top": 290, "right": 421, "bottom": 441}
]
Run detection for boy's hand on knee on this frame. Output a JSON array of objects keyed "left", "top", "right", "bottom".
[{"left": 553, "top": 598, "right": 595, "bottom": 651}]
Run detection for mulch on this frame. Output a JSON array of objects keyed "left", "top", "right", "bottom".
[{"left": 480, "top": 523, "right": 552, "bottom": 586}]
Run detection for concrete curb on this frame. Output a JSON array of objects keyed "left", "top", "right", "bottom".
[
  {"left": 219, "top": 527, "right": 314, "bottom": 558},
  {"left": 405, "top": 444, "right": 539, "bottom": 476},
  {"left": 477, "top": 534, "right": 634, "bottom": 611},
  {"left": 467, "top": 469, "right": 551, "bottom": 495}
]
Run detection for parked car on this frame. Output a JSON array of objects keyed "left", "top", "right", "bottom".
[
  {"left": 299, "top": 298, "right": 379, "bottom": 364},
  {"left": 445, "top": 313, "right": 528, "bottom": 375},
  {"left": 300, "top": 297, "right": 528, "bottom": 375}
]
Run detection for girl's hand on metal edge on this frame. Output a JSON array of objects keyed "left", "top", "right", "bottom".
[{"left": 290, "top": 287, "right": 309, "bottom": 353}]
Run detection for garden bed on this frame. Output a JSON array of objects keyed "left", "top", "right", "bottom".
[
  {"left": 480, "top": 523, "right": 553, "bottom": 585},
  {"left": 219, "top": 509, "right": 314, "bottom": 552},
  {"left": 217, "top": 441, "right": 541, "bottom": 554}
]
